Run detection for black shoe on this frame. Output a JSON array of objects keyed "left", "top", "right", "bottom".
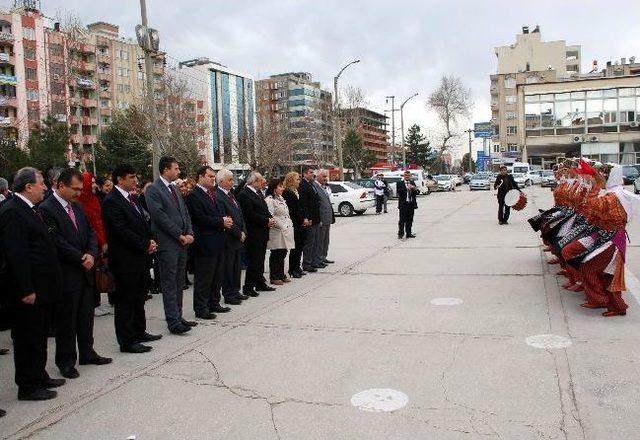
[
  {"left": 210, "top": 304, "right": 231, "bottom": 313},
  {"left": 169, "top": 324, "right": 192, "bottom": 335},
  {"left": 120, "top": 343, "right": 152, "bottom": 353},
  {"left": 195, "top": 312, "right": 216, "bottom": 320},
  {"left": 312, "top": 263, "right": 328, "bottom": 269},
  {"left": 225, "top": 297, "right": 242, "bottom": 305},
  {"left": 43, "top": 378, "right": 66, "bottom": 388},
  {"left": 237, "top": 293, "right": 250, "bottom": 300},
  {"left": 323, "top": 259, "right": 335, "bottom": 264},
  {"left": 289, "top": 271, "right": 302, "bottom": 279},
  {"left": 302, "top": 266, "right": 317, "bottom": 273},
  {"left": 0, "top": 408, "right": 5, "bottom": 418},
  {"left": 300, "top": 271, "right": 308, "bottom": 276},
  {"left": 243, "top": 289, "right": 260, "bottom": 297},
  {"left": 0, "top": 348, "right": 9, "bottom": 355},
  {"left": 255, "top": 285, "right": 276, "bottom": 292},
  {"left": 503, "top": 221, "right": 509, "bottom": 225},
  {"left": 18, "top": 388, "right": 57, "bottom": 401},
  {"left": 137, "top": 332, "right": 163, "bottom": 343},
  {"left": 79, "top": 355, "right": 112, "bottom": 366},
  {"left": 59, "top": 367, "right": 79, "bottom": 379},
  {"left": 407, "top": 234, "right": 416, "bottom": 238},
  {"left": 182, "top": 320, "right": 198, "bottom": 327}
]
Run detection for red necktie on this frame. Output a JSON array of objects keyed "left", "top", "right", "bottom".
[
  {"left": 169, "top": 185, "right": 179, "bottom": 207},
  {"left": 229, "top": 191, "right": 238, "bottom": 207},
  {"left": 66, "top": 204, "right": 78, "bottom": 230},
  {"left": 128, "top": 194, "right": 141, "bottom": 215},
  {"left": 207, "top": 188, "right": 216, "bottom": 203}
]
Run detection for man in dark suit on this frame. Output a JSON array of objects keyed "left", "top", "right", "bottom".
[
  {"left": 146, "top": 156, "right": 195, "bottom": 334},
  {"left": 237, "top": 172, "right": 276, "bottom": 296},
  {"left": 298, "top": 168, "right": 321, "bottom": 272},
  {"left": 102, "top": 164, "right": 161, "bottom": 354},
  {"left": 40, "top": 168, "right": 111, "bottom": 379},
  {"left": 0, "top": 167, "right": 65, "bottom": 401},
  {"left": 397, "top": 170, "right": 419, "bottom": 239},
  {"left": 216, "top": 169, "right": 248, "bottom": 304},
  {"left": 186, "top": 166, "right": 234, "bottom": 319},
  {"left": 493, "top": 165, "right": 522, "bottom": 225}
]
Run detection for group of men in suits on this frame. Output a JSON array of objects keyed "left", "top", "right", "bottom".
[{"left": 299, "top": 168, "right": 335, "bottom": 272}]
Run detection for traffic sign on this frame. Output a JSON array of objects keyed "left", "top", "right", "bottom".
[{"left": 474, "top": 122, "right": 494, "bottom": 139}]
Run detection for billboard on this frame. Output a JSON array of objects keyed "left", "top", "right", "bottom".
[{"left": 474, "top": 122, "right": 494, "bottom": 139}]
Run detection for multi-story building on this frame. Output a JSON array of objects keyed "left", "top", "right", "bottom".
[
  {"left": 490, "top": 26, "right": 581, "bottom": 163},
  {"left": 339, "top": 107, "right": 389, "bottom": 162},
  {"left": 256, "top": 72, "right": 334, "bottom": 167},
  {"left": 179, "top": 58, "right": 256, "bottom": 172}
]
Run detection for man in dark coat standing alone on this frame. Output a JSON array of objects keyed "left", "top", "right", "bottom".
[
  {"left": 493, "top": 165, "right": 522, "bottom": 225},
  {"left": 396, "top": 170, "right": 419, "bottom": 239}
]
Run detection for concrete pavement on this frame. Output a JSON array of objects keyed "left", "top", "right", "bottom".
[{"left": 1, "top": 185, "right": 639, "bottom": 439}]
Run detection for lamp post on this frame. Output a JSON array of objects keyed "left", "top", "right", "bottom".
[
  {"left": 465, "top": 129, "right": 475, "bottom": 173},
  {"left": 333, "top": 59, "right": 360, "bottom": 180},
  {"left": 399, "top": 92, "right": 418, "bottom": 169},
  {"left": 385, "top": 96, "right": 396, "bottom": 165}
]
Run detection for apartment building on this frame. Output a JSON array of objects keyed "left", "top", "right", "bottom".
[
  {"left": 339, "top": 107, "right": 389, "bottom": 162},
  {"left": 490, "top": 26, "right": 581, "bottom": 163},
  {"left": 256, "top": 72, "right": 334, "bottom": 167}
]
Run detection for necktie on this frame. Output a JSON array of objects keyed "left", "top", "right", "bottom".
[
  {"left": 128, "top": 194, "right": 141, "bottom": 215},
  {"left": 206, "top": 188, "right": 216, "bottom": 203},
  {"left": 229, "top": 191, "right": 238, "bottom": 207},
  {"left": 66, "top": 204, "right": 78, "bottom": 230},
  {"left": 168, "top": 184, "right": 180, "bottom": 208},
  {"left": 32, "top": 207, "right": 44, "bottom": 223}
]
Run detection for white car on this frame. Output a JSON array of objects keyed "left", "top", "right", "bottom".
[
  {"left": 441, "top": 174, "right": 463, "bottom": 186},
  {"left": 433, "top": 175, "right": 455, "bottom": 191},
  {"left": 328, "top": 181, "right": 376, "bottom": 216},
  {"left": 469, "top": 174, "right": 491, "bottom": 190},
  {"left": 511, "top": 173, "right": 531, "bottom": 188}
]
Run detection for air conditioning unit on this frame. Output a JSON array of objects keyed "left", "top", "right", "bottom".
[
  {"left": 589, "top": 136, "right": 598, "bottom": 142},
  {"left": 572, "top": 135, "right": 581, "bottom": 143},
  {"left": 630, "top": 121, "right": 639, "bottom": 128}
]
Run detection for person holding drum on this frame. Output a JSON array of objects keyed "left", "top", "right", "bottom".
[{"left": 493, "top": 166, "right": 522, "bottom": 225}]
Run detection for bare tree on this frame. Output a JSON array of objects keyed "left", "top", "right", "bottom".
[
  {"left": 253, "top": 115, "right": 294, "bottom": 177},
  {"left": 427, "top": 75, "right": 473, "bottom": 153}
]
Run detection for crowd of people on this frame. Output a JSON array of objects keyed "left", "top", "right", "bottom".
[
  {"left": 0, "top": 156, "right": 335, "bottom": 411},
  {"left": 529, "top": 160, "right": 639, "bottom": 317}
]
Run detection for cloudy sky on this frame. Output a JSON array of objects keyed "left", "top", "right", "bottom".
[{"left": 12, "top": 0, "right": 640, "bottom": 154}]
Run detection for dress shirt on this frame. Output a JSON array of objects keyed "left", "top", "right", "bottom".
[{"left": 14, "top": 192, "right": 35, "bottom": 209}]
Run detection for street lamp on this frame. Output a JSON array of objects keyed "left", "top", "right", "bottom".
[
  {"left": 465, "top": 129, "right": 475, "bottom": 173},
  {"left": 399, "top": 92, "right": 419, "bottom": 169},
  {"left": 333, "top": 59, "right": 360, "bottom": 180}
]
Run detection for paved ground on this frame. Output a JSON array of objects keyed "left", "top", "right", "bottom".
[{"left": 1, "top": 185, "right": 640, "bottom": 439}]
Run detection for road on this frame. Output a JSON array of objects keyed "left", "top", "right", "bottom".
[{"left": 1, "top": 185, "right": 639, "bottom": 439}]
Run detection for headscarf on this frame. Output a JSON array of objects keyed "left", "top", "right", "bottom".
[
  {"left": 78, "top": 171, "right": 107, "bottom": 248},
  {"left": 605, "top": 165, "right": 640, "bottom": 221}
]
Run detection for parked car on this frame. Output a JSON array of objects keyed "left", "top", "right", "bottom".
[
  {"left": 327, "top": 181, "right": 376, "bottom": 216},
  {"left": 634, "top": 176, "right": 640, "bottom": 194},
  {"left": 511, "top": 173, "right": 530, "bottom": 188},
  {"left": 381, "top": 170, "right": 432, "bottom": 195},
  {"left": 540, "top": 170, "right": 557, "bottom": 188},
  {"left": 529, "top": 170, "right": 545, "bottom": 185},
  {"left": 352, "top": 178, "right": 376, "bottom": 198},
  {"left": 433, "top": 174, "right": 455, "bottom": 191},
  {"left": 463, "top": 173, "right": 473, "bottom": 184},
  {"left": 622, "top": 165, "right": 640, "bottom": 185},
  {"left": 469, "top": 174, "right": 491, "bottom": 191}
]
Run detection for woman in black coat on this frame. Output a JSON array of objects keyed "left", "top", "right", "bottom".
[{"left": 282, "top": 172, "right": 308, "bottom": 278}]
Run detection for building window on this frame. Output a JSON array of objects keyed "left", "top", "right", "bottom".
[
  {"left": 504, "top": 78, "right": 516, "bottom": 88},
  {"left": 493, "top": 144, "right": 500, "bottom": 153},
  {"left": 506, "top": 126, "right": 518, "bottom": 135},
  {"left": 23, "top": 28, "right": 35, "bottom": 40},
  {"left": 506, "top": 111, "right": 517, "bottom": 120},
  {"left": 508, "top": 144, "right": 518, "bottom": 152},
  {"left": 100, "top": 99, "right": 109, "bottom": 108},
  {"left": 25, "top": 68, "right": 36, "bottom": 80},
  {"left": 24, "top": 48, "right": 36, "bottom": 60},
  {"left": 505, "top": 95, "right": 517, "bottom": 104},
  {"left": 117, "top": 84, "right": 124, "bottom": 92},
  {"left": 26, "top": 89, "right": 38, "bottom": 101},
  {"left": 49, "top": 44, "right": 63, "bottom": 57}
]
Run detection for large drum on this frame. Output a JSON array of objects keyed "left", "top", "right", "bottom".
[{"left": 505, "top": 189, "right": 527, "bottom": 211}]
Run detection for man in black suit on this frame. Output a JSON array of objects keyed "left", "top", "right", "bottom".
[
  {"left": 237, "top": 171, "right": 276, "bottom": 296},
  {"left": 186, "top": 166, "right": 234, "bottom": 319},
  {"left": 0, "top": 167, "right": 65, "bottom": 401},
  {"left": 493, "top": 165, "right": 521, "bottom": 225},
  {"left": 102, "top": 164, "right": 161, "bottom": 354},
  {"left": 397, "top": 170, "right": 419, "bottom": 239},
  {"left": 216, "top": 169, "right": 248, "bottom": 305},
  {"left": 39, "top": 168, "right": 112, "bottom": 379},
  {"left": 298, "top": 168, "right": 321, "bottom": 272}
]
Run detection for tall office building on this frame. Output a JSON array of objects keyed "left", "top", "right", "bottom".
[{"left": 339, "top": 107, "right": 389, "bottom": 162}]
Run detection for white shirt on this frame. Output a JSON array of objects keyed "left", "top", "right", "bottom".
[
  {"left": 159, "top": 176, "right": 172, "bottom": 189},
  {"left": 14, "top": 192, "right": 35, "bottom": 209},
  {"left": 404, "top": 180, "right": 412, "bottom": 202},
  {"left": 196, "top": 184, "right": 210, "bottom": 193},
  {"left": 114, "top": 185, "right": 130, "bottom": 199},
  {"left": 52, "top": 191, "right": 70, "bottom": 211},
  {"left": 374, "top": 179, "right": 386, "bottom": 196}
]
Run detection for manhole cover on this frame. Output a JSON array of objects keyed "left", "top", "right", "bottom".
[
  {"left": 430, "top": 297, "right": 464, "bottom": 306},
  {"left": 351, "top": 388, "right": 408, "bottom": 412},
  {"left": 526, "top": 334, "right": 572, "bottom": 349}
]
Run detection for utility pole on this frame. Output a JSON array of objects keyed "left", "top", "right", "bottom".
[
  {"left": 385, "top": 96, "right": 396, "bottom": 165},
  {"left": 465, "top": 129, "right": 474, "bottom": 173},
  {"left": 333, "top": 59, "right": 360, "bottom": 180},
  {"left": 399, "top": 93, "right": 418, "bottom": 170},
  {"left": 137, "top": 0, "right": 160, "bottom": 179}
]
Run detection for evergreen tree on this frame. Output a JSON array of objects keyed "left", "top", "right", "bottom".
[
  {"left": 27, "top": 115, "right": 70, "bottom": 171},
  {"left": 342, "top": 128, "right": 375, "bottom": 179},
  {"left": 461, "top": 152, "right": 476, "bottom": 173},
  {"left": 404, "top": 124, "right": 432, "bottom": 169},
  {"left": 0, "top": 140, "right": 30, "bottom": 178}
]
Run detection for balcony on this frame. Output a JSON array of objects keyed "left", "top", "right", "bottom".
[
  {"left": 76, "top": 78, "right": 96, "bottom": 89},
  {"left": 0, "top": 115, "right": 15, "bottom": 125},
  {"left": 82, "top": 134, "right": 96, "bottom": 144},
  {"left": 68, "top": 115, "right": 79, "bottom": 124},
  {"left": 0, "top": 95, "right": 17, "bottom": 107},
  {"left": 81, "top": 98, "right": 97, "bottom": 108},
  {"left": 0, "top": 31, "right": 13, "bottom": 43},
  {"left": 100, "top": 107, "right": 111, "bottom": 116},
  {"left": 0, "top": 52, "right": 13, "bottom": 65},
  {"left": 96, "top": 53, "right": 110, "bottom": 64},
  {"left": 491, "top": 101, "right": 499, "bottom": 110},
  {"left": 70, "top": 133, "right": 82, "bottom": 144},
  {"left": 81, "top": 116, "right": 98, "bottom": 126},
  {"left": 0, "top": 73, "right": 17, "bottom": 85},
  {"left": 99, "top": 90, "right": 111, "bottom": 99}
]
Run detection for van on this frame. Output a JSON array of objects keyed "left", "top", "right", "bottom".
[{"left": 511, "top": 162, "right": 536, "bottom": 186}]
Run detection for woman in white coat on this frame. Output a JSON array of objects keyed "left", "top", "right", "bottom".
[{"left": 265, "top": 178, "right": 295, "bottom": 285}]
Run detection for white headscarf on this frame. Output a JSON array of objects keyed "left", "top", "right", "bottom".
[{"left": 605, "top": 165, "right": 640, "bottom": 221}]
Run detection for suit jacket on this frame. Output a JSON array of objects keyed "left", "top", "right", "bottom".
[
  {"left": 314, "top": 181, "right": 335, "bottom": 225},
  {"left": 145, "top": 178, "right": 193, "bottom": 250},
  {"left": 39, "top": 195, "right": 98, "bottom": 293},
  {"left": 494, "top": 174, "right": 518, "bottom": 200},
  {"left": 237, "top": 186, "right": 272, "bottom": 245},
  {"left": 0, "top": 196, "right": 62, "bottom": 304},
  {"left": 298, "top": 178, "right": 320, "bottom": 224},
  {"left": 216, "top": 187, "right": 246, "bottom": 251},
  {"left": 102, "top": 188, "right": 152, "bottom": 275},
  {"left": 397, "top": 179, "right": 419, "bottom": 210},
  {"left": 186, "top": 186, "right": 226, "bottom": 257}
]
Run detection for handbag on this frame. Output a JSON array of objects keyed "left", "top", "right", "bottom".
[{"left": 95, "top": 256, "right": 116, "bottom": 293}]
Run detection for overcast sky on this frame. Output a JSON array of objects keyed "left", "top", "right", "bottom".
[{"left": 10, "top": 0, "right": 640, "bottom": 154}]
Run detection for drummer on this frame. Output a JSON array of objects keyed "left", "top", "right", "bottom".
[{"left": 494, "top": 165, "right": 522, "bottom": 225}]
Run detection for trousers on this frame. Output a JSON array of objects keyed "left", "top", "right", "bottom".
[
  {"left": 398, "top": 206, "right": 415, "bottom": 237},
  {"left": 55, "top": 282, "right": 96, "bottom": 369},
  {"left": 312, "top": 223, "right": 330, "bottom": 265},
  {"left": 193, "top": 253, "right": 225, "bottom": 314},
  {"left": 156, "top": 247, "right": 187, "bottom": 330},
  {"left": 113, "top": 268, "right": 148, "bottom": 347},
  {"left": 12, "top": 302, "right": 51, "bottom": 390}
]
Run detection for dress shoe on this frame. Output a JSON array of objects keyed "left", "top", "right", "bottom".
[
  {"left": 0, "top": 348, "right": 9, "bottom": 355},
  {"left": 59, "top": 367, "right": 79, "bottom": 379},
  {"left": 79, "top": 355, "right": 112, "bottom": 366},
  {"left": 0, "top": 408, "right": 5, "bottom": 418},
  {"left": 271, "top": 279, "right": 285, "bottom": 286},
  {"left": 120, "top": 343, "right": 153, "bottom": 353},
  {"left": 225, "top": 297, "right": 242, "bottom": 305},
  {"left": 302, "top": 266, "right": 317, "bottom": 273},
  {"left": 182, "top": 319, "right": 198, "bottom": 327},
  {"left": 195, "top": 312, "right": 216, "bottom": 320},
  {"left": 398, "top": 234, "right": 404, "bottom": 239},
  {"left": 289, "top": 271, "right": 302, "bottom": 279},
  {"left": 137, "top": 332, "right": 162, "bottom": 343},
  {"left": 312, "top": 263, "right": 328, "bottom": 269},
  {"left": 282, "top": 277, "right": 292, "bottom": 283},
  {"left": 243, "top": 289, "right": 260, "bottom": 297},
  {"left": 323, "top": 259, "right": 335, "bottom": 264},
  {"left": 407, "top": 234, "right": 417, "bottom": 238},
  {"left": 18, "top": 388, "right": 57, "bottom": 401},
  {"left": 43, "top": 378, "right": 66, "bottom": 388},
  {"left": 169, "top": 324, "right": 192, "bottom": 335},
  {"left": 602, "top": 311, "right": 626, "bottom": 317},
  {"left": 256, "top": 285, "right": 276, "bottom": 292},
  {"left": 210, "top": 304, "right": 231, "bottom": 313}
]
